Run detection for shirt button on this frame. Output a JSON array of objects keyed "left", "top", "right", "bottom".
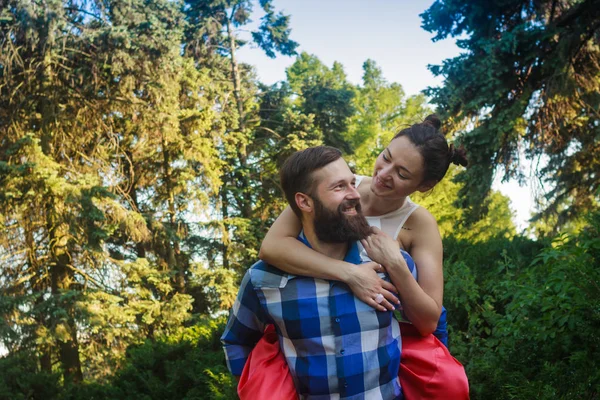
[
  {"left": 340, "top": 349, "right": 345, "bottom": 355},
  {"left": 344, "top": 382, "right": 348, "bottom": 388},
  {"left": 335, "top": 317, "right": 340, "bottom": 323}
]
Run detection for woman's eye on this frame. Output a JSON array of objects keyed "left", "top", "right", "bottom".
[
  {"left": 382, "top": 154, "right": 389, "bottom": 162},
  {"left": 398, "top": 173, "right": 407, "bottom": 179}
]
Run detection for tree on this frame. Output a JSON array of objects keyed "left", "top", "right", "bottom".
[
  {"left": 0, "top": 0, "right": 198, "bottom": 382},
  {"left": 346, "top": 59, "right": 430, "bottom": 173},
  {"left": 421, "top": 0, "right": 600, "bottom": 229},
  {"left": 413, "top": 168, "right": 517, "bottom": 241},
  {"left": 183, "top": 0, "right": 298, "bottom": 271},
  {"left": 286, "top": 52, "right": 357, "bottom": 153}
]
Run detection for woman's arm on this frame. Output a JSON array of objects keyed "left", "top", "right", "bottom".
[
  {"left": 361, "top": 208, "right": 443, "bottom": 336},
  {"left": 259, "top": 206, "right": 399, "bottom": 311}
]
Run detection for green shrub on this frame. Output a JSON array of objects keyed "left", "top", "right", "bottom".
[
  {"left": 444, "top": 212, "right": 600, "bottom": 399},
  {"left": 0, "top": 351, "right": 61, "bottom": 400},
  {"left": 0, "top": 316, "right": 236, "bottom": 400},
  {"left": 67, "top": 315, "right": 236, "bottom": 400}
]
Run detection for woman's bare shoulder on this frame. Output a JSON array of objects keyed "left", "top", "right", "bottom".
[
  {"left": 397, "top": 206, "right": 440, "bottom": 251},
  {"left": 406, "top": 205, "right": 438, "bottom": 229}
]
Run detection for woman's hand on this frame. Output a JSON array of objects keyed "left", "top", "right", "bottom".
[
  {"left": 360, "top": 227, "right": 408, "bottom": 272},
  {"left": 344, "top": 261, "right": 400, "bottom": 312}
]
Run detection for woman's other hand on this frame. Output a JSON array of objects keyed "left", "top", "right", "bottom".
[
  {"left": 361, "top": 227, "right": 407, "bottom": 271},
  {"left": 344, "top": 261, "right": 400, "bottom": 312}
]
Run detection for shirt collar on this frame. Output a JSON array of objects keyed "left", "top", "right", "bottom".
[{"left": 297, "top": 231, "right": 362, "bottom": 265}]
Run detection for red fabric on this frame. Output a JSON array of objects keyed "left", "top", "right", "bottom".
[
  {"left": 399, "top": 323, "right": 469, "bottom": 399},
  {"left": 238, "top": 323, "right": 469, "bottom": 400},
  {"left": 238, "top": 324, "right": 298, "bottom": 400}
]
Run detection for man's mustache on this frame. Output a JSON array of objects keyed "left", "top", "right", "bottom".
[{"left": 338, "top": 198, "right": 362, "bottom": 213}]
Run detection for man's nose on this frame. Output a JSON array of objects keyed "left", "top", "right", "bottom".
[{"left": 347, "top": 184, "right": 360, "bottom": 200}]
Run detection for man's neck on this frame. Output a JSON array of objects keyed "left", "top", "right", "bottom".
[{"left": 301, "top": 224, "right": 348, "bottom": 261}]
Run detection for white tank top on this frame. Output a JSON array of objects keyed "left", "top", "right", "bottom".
[{"left": 355, "top": 175, "right": 420, "bottom": 279}]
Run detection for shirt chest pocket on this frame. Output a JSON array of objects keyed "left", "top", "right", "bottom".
[
  {"left": 252, "top": 271, "right": 327, "bottom": 329},
  {"left": 250, "top": 269, "right": 294, "bottom": 322}
]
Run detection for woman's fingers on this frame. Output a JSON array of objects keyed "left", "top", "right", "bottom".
[
  {"left": 379, "top": 298, "right": 395, "bottom": 311},
  {"left": 365, "top": 298, "right": 387, "bottom": 312},
  {"left": 365, "top": 261, "right": 383, "bottom": 273},
  {"left": 381, "top": 280, "right": 399, "bottom": 297},
  {"left": 382, "top": 288, "right": 400, "bottom": 306},
  {"left": 347, "top": 262, "right": 401, "bottom": 311},
  {"left": 371, "top": 288, "right": 398, "bottom": 311}
]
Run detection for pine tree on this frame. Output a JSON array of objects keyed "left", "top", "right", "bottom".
[
  {"left": 183, "top": 0, "right": 299, "bottom": 272},
  {"left": 422, "top": 0, "right": 600, "bottom": 228}
]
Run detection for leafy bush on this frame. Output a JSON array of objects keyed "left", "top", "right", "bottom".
[
  {"left": 3, "top": 213, "right": 600, "bottom": 400},
  {"left": 0, "top": 352, "right": 61, "bottom": 400},
  {"left": 445, "top": 212, "right": 600, "bottom": 399},
  {"left": 0, "top": 316, "right": 236, "bottom": 400}
]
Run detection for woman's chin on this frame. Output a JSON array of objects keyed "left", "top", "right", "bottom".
[{"left": 370, "top": 182, "right": 389, "bottom": 197}]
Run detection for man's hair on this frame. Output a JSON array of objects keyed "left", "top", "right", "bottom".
[{"left": 280, "top": 146, "right": 343, "bottom": 217}]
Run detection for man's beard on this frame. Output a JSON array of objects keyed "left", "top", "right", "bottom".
[{"left": 312, "top": 196, "right": 372, "bottom": 243}]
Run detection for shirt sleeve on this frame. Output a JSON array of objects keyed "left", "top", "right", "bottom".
[{"left": 220, "top": 269, "right": 268, "bottom": 376}]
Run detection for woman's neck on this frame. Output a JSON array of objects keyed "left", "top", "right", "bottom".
[{"left": 358, "top": 178, "right": 407, "bottom": 216}]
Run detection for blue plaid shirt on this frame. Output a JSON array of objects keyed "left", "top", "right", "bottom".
[{"left": 221, "top": 235, "right": 403, "bottom": 399}]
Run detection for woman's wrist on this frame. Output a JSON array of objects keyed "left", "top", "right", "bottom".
[
  {"left": 385, "top": 255, "right": 411, "bottom": 275},
  {"left": 335, "top": 261, "right": 355, "bottom": 283}
]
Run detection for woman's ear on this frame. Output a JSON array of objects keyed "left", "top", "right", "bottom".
[{"left": 295, "top": 192, "right": 313, "bottom": 213}]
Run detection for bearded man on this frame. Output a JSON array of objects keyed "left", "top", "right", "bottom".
[{"left": 221, "top": 146, "right": 403, "bottom": 399}]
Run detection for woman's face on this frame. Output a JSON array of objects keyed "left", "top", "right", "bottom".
[{"left": 370, "top": 136, "right": 432, "bottom": 199}]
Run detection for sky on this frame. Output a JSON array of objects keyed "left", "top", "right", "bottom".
[{"left": 236, "top": 0, "right": 535, "bottom": 231}]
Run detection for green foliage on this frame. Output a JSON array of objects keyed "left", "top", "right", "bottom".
[
  {"left": 413, "top": 168, "right": 517, "bottom": 240},
  {"left": 0, "top": 317, "right": 235, "bottom": 400},
  {"left": 422, "top": 0, "right": 600, "bottom": 227},
  {"left": 286, "top": 53, "right": 357, "bottom": 153},
  {"left": 346, "top": 60, "right": 430, "bottom": 173},
  {"left": 0, "top": 352, "right": 61, "bottom": 400},
  {"left": 443, "top": 211, "right": 600, "bottom": 399},
  {"left": 2, "top": 1, "right": 598, "bottom": 399},
  {"left": 77, "top": 316, "right": 235, "bottom": 400}
]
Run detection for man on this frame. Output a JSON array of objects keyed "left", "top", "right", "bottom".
[{"left": 221, "top": 146, "right": 403, "bottom": 399}]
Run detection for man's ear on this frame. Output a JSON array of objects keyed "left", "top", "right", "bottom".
[
  {"left": 417, "top": 180, "right": 437, "bottom": 193},
  {"left": 295, "top": 192, "right": 313, "bottom": 213}
]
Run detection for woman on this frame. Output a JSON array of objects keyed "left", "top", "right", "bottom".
[{"left": 241, "top": 115, "right": 469, "bottom": 399}]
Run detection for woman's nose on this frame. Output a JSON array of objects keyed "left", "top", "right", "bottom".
[{"left": 378, "top": 164, "right": 393, "bottom": 180}]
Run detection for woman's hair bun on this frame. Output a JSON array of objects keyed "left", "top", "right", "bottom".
[
  {"left": 423, "top": 114, "right": 442, "bottom": 130},
  {"left": 449, "top": 144, "right": 468, "bottom": 167}
]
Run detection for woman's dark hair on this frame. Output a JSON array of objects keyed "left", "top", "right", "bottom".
[
  {"left": 280, "top": 146, "right": 343, "bottom": 217},
  {"left": 392, "top": 114, "right": 468, "bottom": 184}
]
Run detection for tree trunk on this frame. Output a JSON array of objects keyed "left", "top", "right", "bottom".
[
  {"left": 127, "top": 152, "right": 147, "bottom": 259},
  {"left": 225, "top": 17, "right": 253, "bottom": 219},
  {"left": 220, "top": 184, "right": 230, "bottom": 269},
  {"left": 26, "top": 228, "right": 53, "bottom": 373},
  {"left": 161, "top": 137, "right": 185, "bottom": 293},
  {"left": 39, "top": 12, "right": 82, "bottom": 382},
  {"left": 48, "top": 222, "right": 83, "bottom": 383},
  {"left": 226, "top": 19, "right": 245, "bottom": 131}
]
